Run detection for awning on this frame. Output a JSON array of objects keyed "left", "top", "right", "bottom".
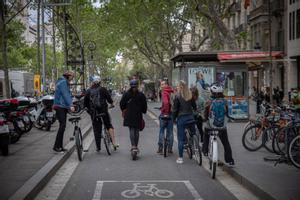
[{"left": 217, "top": 51, "right": 284, "bottom": 61}]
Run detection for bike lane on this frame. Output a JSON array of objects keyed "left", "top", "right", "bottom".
[{"left": 56, "top": 107, "right": 238, "bottom": 200}]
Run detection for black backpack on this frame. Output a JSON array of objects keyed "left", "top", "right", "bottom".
[{"left": 89, "top": 87, "right": 102, "bottom": 110}]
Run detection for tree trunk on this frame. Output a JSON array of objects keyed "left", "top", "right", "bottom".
[{"left": 0, "top": 0, "right": 10, "bottom": 98}]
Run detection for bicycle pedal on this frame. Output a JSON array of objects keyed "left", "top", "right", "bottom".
[{"left": 70, "top": 137, "right": 74, "bottom": 141}]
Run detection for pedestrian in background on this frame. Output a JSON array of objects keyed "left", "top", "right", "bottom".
[
  {"left": 157, "top": 80, "right": 174, "bottom": 154},
  {"left": 173, "top": 80, "right": 196, "bottom": 164},
  {"left": 120, "top": 79, "right": 147, "bottom": 158},
  {"left": 53, "top": 71, "right": 75, "bottom": 153}
]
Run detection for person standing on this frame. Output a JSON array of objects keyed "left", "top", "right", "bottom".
[
  {"left": 120, "top": 79, "right": 147, "bottom": 158},
  {"left": 84, "top": 75, "right": 118, "bottom": 152},
  {"left": 157, "top": 80, "right": 174, "bottom": 154},
  {"left": 173, "top": 80, "right": 197, "bottom": 164},
  {"left": 53, "top": 71, "right": 75, "bottom": 153}
]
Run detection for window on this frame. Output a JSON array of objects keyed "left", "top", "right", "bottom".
[
  {"left": 290, "top": 12, "right": 292, "bottom": 40},
  {"left": 0, "top": 81, "right": 3, "bottom": 97},
  {"left": 297, "top": 9, "right": 300, "bottom": 38},
  {"left": 292, "top": 11, "right": 295, "bottom": 40}
]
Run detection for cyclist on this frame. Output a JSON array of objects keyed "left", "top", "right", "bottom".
[
  {"left": 172, "top": 80, "right": 196, "bottom": 164},
  {"left": 120, "top": 79, "right": 147, "bottom": 156},
  {"left": 202, "top": 83, "right": 235, "bottom": 166},
  {"left": 157, "top": 80, "right": 174, "bottom": 154},
  {"left": 191, "top": 86, "right": 205, "bottom": 143},
  {"left": 53, "top": 71, "right": 75, "bottom": 153},
  {"left": 84, "top": 75, "right": 118, "bottom": 152}
]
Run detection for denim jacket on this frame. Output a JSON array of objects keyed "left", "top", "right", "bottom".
[{"left": 53, "top": 76, "right": 72, "bottom": 109}]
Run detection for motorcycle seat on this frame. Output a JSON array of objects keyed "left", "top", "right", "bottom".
[{"left": 69, "top": 117, "right": 81, "bottom": 122}]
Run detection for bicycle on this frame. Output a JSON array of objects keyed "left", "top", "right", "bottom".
[
  {"left": 95, "top": 105, "right": 115, "bottom": 156},
  {"left": 69, "top": 116, "right": 84, "bottom": 161},
  {"left": 184, "top": 120, "right": 202, "bottom": 166},
  {"left": 288, "top": 134, "right": 300, "bottom": 169},
  {"left": 204, "top": 127, "right": 225, "bottom": 179}
]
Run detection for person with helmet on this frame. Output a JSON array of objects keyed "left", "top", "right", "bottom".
[
  {"left": 53, "top": 71, "right": 75, "bottom": 153},
  {"left": 84, "top": 75, "right": 118, "bottom": 152},
  {"left": 120, "top": 79, "right": 147, "bottom": 159},
  {"left": 202, "top": 83, "right": 235, "bottom": 166}
]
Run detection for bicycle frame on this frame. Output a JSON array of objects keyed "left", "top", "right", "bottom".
[{"left": 209, "top": 131, "right": 219, "bottom": 163}]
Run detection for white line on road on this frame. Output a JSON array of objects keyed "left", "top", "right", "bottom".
[
  {"left": 34, "top": 130, "right": 94, "bottom": 200},
  {"left": 92, "top": 181, "right": 103, "bottom": 200}
]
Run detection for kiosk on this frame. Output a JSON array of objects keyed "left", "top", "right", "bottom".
[{"left": 171, "top": 52, "right": 249, "bottom": 120}]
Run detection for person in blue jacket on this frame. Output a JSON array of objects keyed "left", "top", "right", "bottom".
[{"left": 53, "top": 71, "right": 75, "bottom": 152}]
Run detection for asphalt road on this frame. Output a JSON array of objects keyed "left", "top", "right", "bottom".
[{"left": 56, "top": 106, "right": 238, "bottom": 200}]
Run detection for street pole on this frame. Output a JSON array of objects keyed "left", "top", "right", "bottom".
[
  {"left": 52, "top": 8, "right": 57, "bottom": 80},
  {"left": 268, "top": 0, "right": 273, "bottom": 104},
  {"left": 63, "top": 6, "right": 68, "bottom": 69},
  {"left": 37, "top": 0, "right": 41, "bottom": 74},
  {"left": 41, "top": 0, "right": 46, "bottom": 94}
]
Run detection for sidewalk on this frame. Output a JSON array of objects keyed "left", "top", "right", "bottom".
[
  {"left": 147, "top": 101, "right": 300, "bottom": 200},
  {"left": 0, "top": 112, "right": 91, "bottom": 200}
]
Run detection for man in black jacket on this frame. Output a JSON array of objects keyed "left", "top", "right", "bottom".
[{"left": 84, "top": 75, "right": 118, "bottom": 151}]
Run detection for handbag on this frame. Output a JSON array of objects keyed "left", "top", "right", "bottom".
[{"left": 139, "top": 118, "right": 145, "bottom": 131}]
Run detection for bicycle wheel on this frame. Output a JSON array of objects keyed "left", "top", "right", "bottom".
[
  {"left": 242, "top": 124, "right": 264, "bottom": 151},
  {"left": 275, "top": 126, "right": 298, "bottom": 155},
  {"left": 211, "top": 162, "right": 217, "bottom": 179},
  {"left": 263, "top": 126, "right": 278, "bottom": 153},
  {"left": 75, "top": 127, "right": 83, "bottom": 161},
  {"left": 288, "top": 135, "right": 300, "bottom": 169},
  {"left": 185, "top": 129, "right": 193, "bottom": 159},
  {"left": 103, "top": 130, "right": 111, "bottom": 155},
  {"left": 192, "top": 134, "right": 202, "bottom": 166},
  {"left": 163, "top": 137, "right": 167, "bottom": 157}
]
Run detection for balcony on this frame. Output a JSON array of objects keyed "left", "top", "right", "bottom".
[{"left": 249, "top": 1, "right": 268, "bottom": 21}]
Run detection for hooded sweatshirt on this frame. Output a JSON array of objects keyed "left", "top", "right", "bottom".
[{"left": 160, "top": 85, "right": 173, "bottom": 115}]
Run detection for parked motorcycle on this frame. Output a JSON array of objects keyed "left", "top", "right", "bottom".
[
  {"left": 32, "top": 95, "right": 55, "bottom": 131},
  {"left": 0, "top": 113, "right": 9, "bottom": 156},
  {"left": 16, "top": 96, "right": 33, "bottom": 133}
]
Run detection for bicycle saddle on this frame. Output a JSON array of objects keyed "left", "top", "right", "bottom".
[{"left": 69, "top": 117, "right": 81, "bottom": 122}]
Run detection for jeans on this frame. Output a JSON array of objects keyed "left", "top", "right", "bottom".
[
  {"left": 202, "top": 127, "right": 234, "bottom": 163},
  {"left": 158, "top": 115, "right": 173, "bottom": 150},
  {"left": 53, "top": 107, "right": 67, "bottom": 149},
  {"left": 176, "top": 114, "right": 196, "bottom": 158},
  {"left": 129, "top": 127, "right": 139, "bottom": 147}
]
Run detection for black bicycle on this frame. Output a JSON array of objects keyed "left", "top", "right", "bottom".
[
  {"left": 161, "top": 114, "right": 172, "bottom": 157},
  {"left": 184, "top": 120, "right": 202, "bottom": 166},
  {"left": 69, "top": 116, "right": 84, "bottom": 161}
]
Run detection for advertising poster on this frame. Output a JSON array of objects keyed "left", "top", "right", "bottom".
[{"left": 188, "top": 67, "right": 215, "bottom": 89}]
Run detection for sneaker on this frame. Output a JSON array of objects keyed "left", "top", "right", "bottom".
[
  {"left": 227, "top": 161, "right": 235, "bottom": 166},
  {"left": 53, "top": 147, "right": 64, "bottom": 153},
  {"left": 176, "top": 157, "right": 183, "bottom": 164},
  {"left": 96, "top": 147, "right": 101, "bottom": 152},
  {"left": 61, "top": 148, "right": 68, "bottom": 152}
]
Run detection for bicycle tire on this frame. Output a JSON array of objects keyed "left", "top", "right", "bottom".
[
  {"left": 185, "top": 129, "right": 193, "bottom": 159},
  {"left": 263, "top": 126, "right": 278, "bottom": 153},
  {"left": 104, "top": 130, "right": 111, "bottom": 155},
  {"left": 75, "top": 127, "right": 83, "bottom": 161},
  {"left": 211, "top": 162, "right": 217, "bottom": 179},
  {"left": 275, "top": 126, "right": 298, "bottom": 155},
  {"left": 192, "top": 134, "right": 202, "bottom": 166},
  {"left": 242, "top": 124, "right": 264, "bottom": 151},
  {"left": 288, "top": 135, "right": 300, "bottom": 169},
  {"left": 163, "top": 137, "right": 167, "bottom": 157}
]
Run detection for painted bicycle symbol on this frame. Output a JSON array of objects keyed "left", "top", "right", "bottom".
[{"left": 121, "top": 183, "right": 174, "bottom": 199}]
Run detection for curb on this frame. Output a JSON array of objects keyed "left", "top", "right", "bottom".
[
  {"left": 147, "top": 106, "right": 274, "bottom": 200},
  {"left": 9, "top": 123, "right": 92, "bottom": 200}
]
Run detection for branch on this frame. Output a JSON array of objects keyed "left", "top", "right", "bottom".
[{"left": 5, "top": 0, "right": 32, "bottom": 25}]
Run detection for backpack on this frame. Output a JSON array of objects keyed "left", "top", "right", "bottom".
[
  {"left": 208, "top": 98, "right": 227, "bottom": 128},
  {"left": 89, "top": 87, "right": 102, "bottom": 110}
]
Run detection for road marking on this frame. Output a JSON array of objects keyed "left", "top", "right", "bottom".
[
  {"left": 92, "top": 180, "right": 202, "bottom": 200},
  {"left": 34, "top": 130, "right": 94, "bottom": 200}
]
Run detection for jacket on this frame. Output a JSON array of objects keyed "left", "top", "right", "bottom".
[
  {"left": 53, "top": 76, "right": 72, "bottom": 109},
  {"left": 172, "top": 94, "right": 196, "bottom": 120},
  {"left": 84, "top": 85, "right": 113, "bottom": 116},
  {"left": 160, "top": 86, "right": 173, "bottom": 115},
  {"left": 120, "top": 89, "right": 147, "bottom": 128}
]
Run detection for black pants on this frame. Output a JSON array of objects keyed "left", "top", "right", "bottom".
[
  {"left": 92, "top": 117, "right": 103, "bottom": 150},
  {"left": 54, "top": 107, "right": 68, "bottom": 149},
  {"left": 195, "top": 115, "right": 204, "bottom": 142},
  {"left": 202, "top": 128, "right": 234, "bottom": 163}
]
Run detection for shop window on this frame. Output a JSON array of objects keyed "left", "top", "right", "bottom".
[
  {"left": 0, "top": 81, "right": 3, "bottom": 97},
  {"left": 216, "top": 71, "right": 246, "bottom": 96}
]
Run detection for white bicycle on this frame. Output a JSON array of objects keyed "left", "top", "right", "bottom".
[
  {"left": 121, "top": 183, "right": 174, "bottom": 199},
  {"left": 205, "top": 127, "right": 227, "bottom": 179}
]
